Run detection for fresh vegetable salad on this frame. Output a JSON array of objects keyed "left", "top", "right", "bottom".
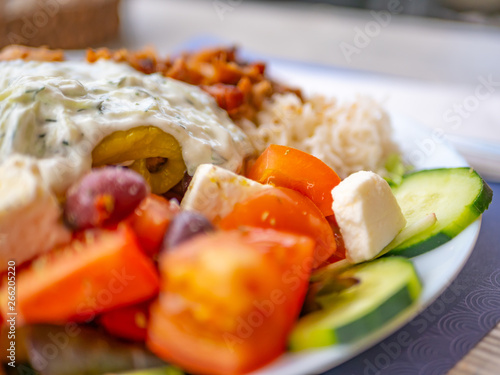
[{"left": 0, "top": 45, "right": 493, "bottom": 375}]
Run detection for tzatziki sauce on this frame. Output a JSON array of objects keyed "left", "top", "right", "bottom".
[{"left": 0, "top": 59, "right": 254, "bottom": 194}]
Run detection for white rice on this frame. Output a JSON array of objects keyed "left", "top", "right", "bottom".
[{"left": 241, "top": 93, "right": 398, "bottom": 179}]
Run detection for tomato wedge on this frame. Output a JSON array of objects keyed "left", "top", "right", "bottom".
[
  {"left": 0, "top": 225, "right": 159, "bottom": 325},
  {"left": 247, "top": 144, "right": 341, "bottom": 216},
  {"left": 147, "top": 229, "right": 315, "bottom": 375},
  {"left": 127, "top": 194, "right": 180, "bottom": 256},
  {"left": 100, "top": 301, "right": 151, "bottom": 341},
  {"left": 218, "top": 187, "right": 337, "bottom": 269}
]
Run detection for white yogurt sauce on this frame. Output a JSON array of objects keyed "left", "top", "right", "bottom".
[{"left": 0, "top": 60, "right": 254, "bottom": 194}]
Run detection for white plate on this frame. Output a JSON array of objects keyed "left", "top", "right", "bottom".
[{"left": 247, "top": 63, "right": 481, "bottom": 375}]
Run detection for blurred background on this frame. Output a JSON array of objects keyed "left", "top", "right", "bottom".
[
  {"left": 2, "top": 0, "right": 500, "bottom": 82},
  {"left": 1, "top": 0, "right": 499, "bottom": 178}
]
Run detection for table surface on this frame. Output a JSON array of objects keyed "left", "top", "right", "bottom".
[{"left": 115, "top": 1, "right": 500, "bottom": 374}]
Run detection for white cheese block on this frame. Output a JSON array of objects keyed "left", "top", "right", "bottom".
[
  {"left": 181, "top": 164, "right": 272, "bottom": 222},
  {"left": 331, "top": 171, "right": 406, "bottom": 263},
  {"left": 0, "top": 156, "right": 71, "bottom": 270}
]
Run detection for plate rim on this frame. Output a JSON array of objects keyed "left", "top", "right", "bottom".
[{"left": 249, "top": 61, "right": 482, "bottom": 375}]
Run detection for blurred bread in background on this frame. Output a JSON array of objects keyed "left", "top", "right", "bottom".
[{"left": 0, "top": 0, "right": 120, "bottom": 49}]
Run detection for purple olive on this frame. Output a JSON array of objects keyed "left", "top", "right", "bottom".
[
  {"left": 65, "top": 167, "right": 149, "bottom": 229},
  {"left": 163, "top": 211, "right": 214, "bottom": 250}
]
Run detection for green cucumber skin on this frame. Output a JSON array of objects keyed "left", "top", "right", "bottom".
[
  {"left": 388, "top": 232, "right": 451, "bottom": 258},
  {"left": 289, "top": 258, "right": 421, "bottom": 351},
  {"left": 471, "top": 173, "right": 494, "bottom": 214},
  {"left": 388, "top": 168, "right": 493, "bottom": 257},
  {"left": 334, "top": 284, "right": 414, "bottom": 343},
  {"left": 290, "top": 284, "right": 415, "bottom": 350}
]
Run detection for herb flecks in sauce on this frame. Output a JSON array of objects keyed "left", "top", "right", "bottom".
[{"left": 0, "top": 60, "right": 253, "bottom": 195}]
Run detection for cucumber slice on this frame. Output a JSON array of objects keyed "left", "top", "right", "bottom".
[
  {"left": 380, "top": 213, "right": 437, "bottom": 256},
  {"left": 289, "top": 257, "right": 421, "bottom": 350},
  {"left": 388, "top": 167, "right": 492, "bottom": 257},
  {"left": 310, "top": 259, "right": 352, "bottom": 283}
]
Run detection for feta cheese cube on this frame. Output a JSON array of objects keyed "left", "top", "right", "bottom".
[
  {"left": 0, "top": 156, "right": 71, "bottom": 270},
  {"left": 332, "top": 171, "right": 406, "bottom": 263},
  {"left": 181, "top": 164, "right": 272, "bottom": 222}
]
